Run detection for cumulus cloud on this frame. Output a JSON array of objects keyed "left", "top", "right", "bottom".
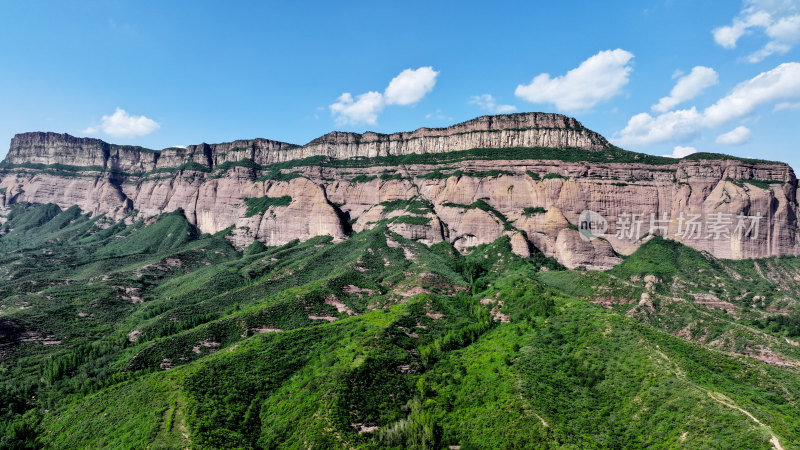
[
  {"left": 514, "top": 49, "right": 634, "bottom": 111},
  {"left": 713, "top": 1, "right": 800, "bottom": 62},
  {"left": 616, "top": 62, "right": 800, "bottom": 146},
  {"left": 83, "top": 108, "right": 160, "bottom": 138},
  {"left": 747, "top": 40, "right": 793, "bottom": 62},
  {"left": 703, "top": 62, "right": 800, "bottom": 126},
  {"left": 663, "top": 146, "right": 698, "bottom": 158},
  {"left": 329, "top": 92, "right": 385, "bottom": 126},
  {"left": 652, "top": 66, "right": 718, "bottom": 113},
  {"left": 712, "top": 8, "right": 771, "bottom": 48},
  {"left": 616, "top": 108, "right": 703, "bottom": 146},
  {"left": 716, "top": 126, "right": 752, "bottom": 145},
  {"left": 329, "top": 67, "right": 438, "bottom": 125},
  {"left": 469, "top": 94, "right": 516, "bottom": 114},
  {"left": 384, "top": 67, "right": 439, "bottom": 105}
]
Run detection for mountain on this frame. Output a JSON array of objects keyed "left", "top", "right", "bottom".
[
  {"left": 1, "top": 113, "right": 798, "bottom": 271},
  {"left": 1, "top": 114, "right": 800, "bottom": 448}
]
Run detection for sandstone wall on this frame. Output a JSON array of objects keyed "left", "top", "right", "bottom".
[
  {"left": 1, "top": 113, "right": 797, "bottom": 269},
  {"left": 4, "top": 113, "right": 608, "bottom": 171}
]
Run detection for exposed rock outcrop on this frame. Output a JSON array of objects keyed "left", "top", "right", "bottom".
[
  {"left": 3, "top": 113, "right": 607, "bottom": 172},
  {"left": 1, "top": 112, "right": 798, "bottom": 270}
]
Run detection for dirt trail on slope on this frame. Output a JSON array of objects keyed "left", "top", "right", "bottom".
[{"left": 707, "top": 392, "right": 783, "bottom": 450}]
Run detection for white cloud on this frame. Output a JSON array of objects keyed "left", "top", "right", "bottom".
[
  {"left": 329, "top": 67, "right": 438, "bottom": 125},
  {"left": 514, "top": 49, "right": 634, "bottom": 111},
  {"left": 84, "top": 108, "right": 159, "bottom": 138},
  {"left": 716, "top": 126, "right": 752, "bottom": 145},
  {"left": 616, "top": 108, "right": 703, "bottom": 146},
  {"left": 664, "top": 146, "right": 698, "bottom": 158},
  {"left": 328, "top": 92, "right": 385, "bottom": 126},
  {"left": 768, "top": 13, "right": 800, "bottom": 41},
  {"left": 652, "top": 66, "right": 718, "bottom": 113},
  {"left": 775, "top": 101, "right": 800, "bottom": 110},
  {"left": 616, "top": 62, "right": 800, "bottom": 146},
  {"left": 713, "top": 8, "right": 771, "bottom": 48},
  {"left": 747, "top": 40, "right": 792, "bottom": 62},
  {"left": 713, "top": 2, "right": 800, "bottom": 62},
  {"left": 703, "top": 62, "right": 800, "bottom": 126},
  {"left": 384, "top": 67, "right": 439, "bottom": 105},
  {"left": 425, "top": 109, "right": 453, "bottom": 121},
  {"left": 469, "top": 94, "right": 516, "bottom": 114}
]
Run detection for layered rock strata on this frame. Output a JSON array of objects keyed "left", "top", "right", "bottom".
[
  {"left": 1, "top": 113, "right": 797, "bottom": 270},
  {"left": 3, "top": 113, "right": 608, "bottom": 172}
]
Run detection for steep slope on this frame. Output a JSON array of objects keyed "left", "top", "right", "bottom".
[
  {"left": 1, "top": 204, "right": 800, "bottom": 448},
  {"left": 1, "top": 112, "right": 798, "bottom": 271}
]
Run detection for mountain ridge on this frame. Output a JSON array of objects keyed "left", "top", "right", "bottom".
[
  {"left": 4, "top": 112, "right": 609, "bottom": 171},
  {"left": 1, "top": 112, "right": 798, "bottom": 269},
  {"left": 2, "top": 115, "right": 800, "bottom": 448},
  {"left": 1, "top": 202, "right": 799, "bottom": 448}
]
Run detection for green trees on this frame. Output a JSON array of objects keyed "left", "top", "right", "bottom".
[{"left": 1, "top": 203, "right": 800, "bottom": 448}]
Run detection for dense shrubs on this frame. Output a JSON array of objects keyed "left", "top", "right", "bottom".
[{"left": 243, "top": 195, "right": 292, "bottom": 217}]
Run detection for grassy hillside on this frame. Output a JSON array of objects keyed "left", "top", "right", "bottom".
[{"left": 1, "top": 204, "right": 800, "bottom": 448}]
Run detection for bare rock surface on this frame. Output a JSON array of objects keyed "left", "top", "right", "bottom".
[{"left": 2, "top": 112, "right": 798, "bottom": 269}]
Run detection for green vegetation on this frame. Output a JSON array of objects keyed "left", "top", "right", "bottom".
[
  {"left": 744, "top": 179, "right": 778, "bottom": 190},
  {"left": 442, "top": 199, "right": 513, "bottom": 230},
  {"left": 755, "top": 310, "right": 800, "bottom": 337},
  {"left": 255, "top": 169, "right": 304, "bottom": 183},
  {"left": 379, "top": 171, "right": 404, "bottom": 181},
  {"left": 0, "top": 161, "right": 137, "bottom": 178},
  {"left": 522, "top": 206, "right": 547, "bottom": 216},
  {"left": 420, "top": 169, "right": 512, "bottom": 180},
  {"left": 421, "top": 170, "right": 451, "bottom": 180},
  {"left": 525, "top": 170, "right": 540, "bottom": 181},
  {"left": 349, "top": 174, "right": 377, "bottom": 183},
  {"left": 96, "top": 209, "right": 200, "bottom": 257},
  {"left": 467, "top": 169, "right": 512, "bottom": 178},
  {"left": 685, "top": 152, "right": 782, "bottom": 165},
  {"left": 243, "top": 196, "right": 292, "bottom": 217},
  {"left": 1, "top": 203, "right": 800, "bottom": 448},
  {"left": 609, "top": 236, "right": 709, "bottom": 282},
  {"left": 543, "top": 173, "right": 569, "bottom": 180},
  {"left": 726, "top": 177, "right": 781, "bottom": 190},
  {"left": 380, "top": 197, "right": 434, "bottom": 215},
  {"left": 391, "top": 215, "right": 431, "bottom": 225}
]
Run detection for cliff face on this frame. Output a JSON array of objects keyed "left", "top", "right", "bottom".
[
  {"left": 4, "top": 113, "right": 607, "bottom": 171},
  {"left": 1, "top": 113, "right": 797, "bottom": 269}
]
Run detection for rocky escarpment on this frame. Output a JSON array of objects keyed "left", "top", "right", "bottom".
[
  {"left": 3, "top": 132, "right": 295, "bottom": 175},
  {"left": 297, "top": 113, "right": 609, "bottom": 162},
  {"left": 3, "top": 113, "right": 608, "bottom": 172},
  {"left": 1, "top": 112, "right": 798, "bottom": 270}
]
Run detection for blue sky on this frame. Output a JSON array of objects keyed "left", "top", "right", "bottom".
[{"left": 2, "top": 1, "right": 800, "bottom": 170}]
